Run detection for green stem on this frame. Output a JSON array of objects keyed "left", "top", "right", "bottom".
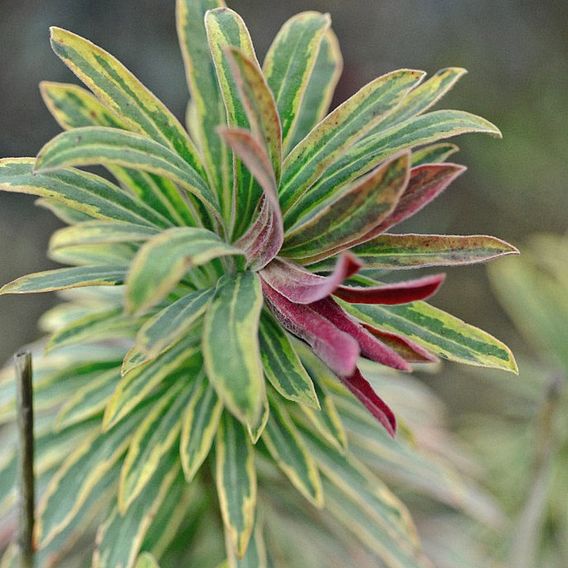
[{"left": 15, "top": 351, "right": 35, "bottom": 568}]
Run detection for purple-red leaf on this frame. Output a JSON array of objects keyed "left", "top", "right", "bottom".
[
  {"left": 310, "top": 298, "right": 411, "bottom": 372},
  {"left": 341, "top": 368, "right": 397, "bottom": 437},
  {"left": 220, "top": 128, "right": 283, "bottom": 269},
  {"left": 362, "top": 324, "right": 439, "bottom": 363},
  {"left": 335, "top": 273, "right": 445, "bottom": 305},
  {"left": 371, "top": 162, "right": 466, "bottom": 235},
  {"left": 261, "top": 253, "right": 361, "bottom": 304},
  {"left": 261, "top": 280, "right": 360, "bottom": 377}
]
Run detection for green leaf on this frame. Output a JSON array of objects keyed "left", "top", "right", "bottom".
[
  {"left": 49, "top": 243, "right": 136, "bottom": 267},
  {"left": 36, "top": 406, "right": 147, "bottom": 547},
  {"left": 258, "top": 312, "right": 319, "bottom": 408},
  {"left": 135, "top": 553, "right": 160, "bottom": 568},
  {"left": 94, "top": 452, "right": 181, "bottom": 568},
  {"left": 303, "top": 429, "right": 424, "bottom": 567},
  {"left": 35, "top": 126, "right": 219, "bottom": 220},
  {"left": 132, "top": 288, "right": 215, "bottom": 364},
  {"left": 303, "top": 110, "right": 501, "bottom": 218},
  {"left": 205, "top": 7, "right": 259, "bottom": 234},
  {"left": 203, "top": 271, "right": 265, "bottom": 424},
  {"left": 226, "top": 47, "right": 282, "bottom": 182},
  {"left": 0, "top": 265, "right": 126, "bottom": 295},
  {"left": 49, "top": 27, "right": 204, "bottom": 173},
  {"left": 295, "top": 344, "right": 348, "bottom": 452},
  {"left": 0, "top": 158, "right": 167, "bottom": 227},
  {"left": 125, "top": 227, "right": 242, "bottom": 314},
  {"left": 216, "top": 413, "right": 257, "bottom": 558},
  {"left": 226, "top": 515, "right": 267, "bottom": 568},
  {"left": 54, "top": 368, "right": 120, "bottom": 430},
  {"left": 50, "top": 221, "right": 160, "bottom": 252},
  {"left": 262, "top": 400, "right": 323, "bottom": 507},
  {"left": 176, "top": 0, "right": 230, "bottom": 204},
  {"left": 375, "top": 67, "right": 468, "bottom": 133},
  {"left": 104, "top": 339, "right": 202, "bottom": 430},
  {"left": 35, "top": 197, "right": 94, "bottom": 224},
  {"left": 323, "top": 233, "right": 519, "bottom": 271},
  {"left": 411, "top": 142, "right": 459, "bottom": 166},
  {"left": 180, "top": 373, "right": 223, "bottom": 482},
  {"left": 247, "top": 396, "right": 270, "bottom": 444},
  {"left": 282, "top": 152, "right": 410, "bottom": 263},
  {"left": 286, "top": 28, "right": 343, "bottom": 151},
  {"left": 341, "top": 296, "right": 518, "bottom": 372},
  {"left": 40, "top": 81, "right": 191, "bottom": 226},
  {"left": 119, "top": 381, "right": 192, "bottom": 512},
  {"left": 280, "top": 68, "right": 424, "bottom": 216},
  {"left": 262, "top": 11, "right": 330, "bottom": 151}
]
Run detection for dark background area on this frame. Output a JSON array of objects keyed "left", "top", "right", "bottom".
[{"left": 1, "top": 0, "right": 567, "bottom": 397}]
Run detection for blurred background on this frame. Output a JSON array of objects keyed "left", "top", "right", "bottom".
[{"left": 0, "top": 1, "right": 567, "bottom": 565}]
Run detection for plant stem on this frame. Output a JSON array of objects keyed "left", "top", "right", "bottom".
[{"left": 15, "top": 351, "right": 35, "bottom": 568}]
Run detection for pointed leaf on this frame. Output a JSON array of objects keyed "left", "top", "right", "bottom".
[
  {"left": 205, "top": 7, "right": 260, "bottom": 234},
  {"left": 341, "top": 297, "right": 518, "bottom": 372},
  {"left": 262, "top": 400, "right": 323, "bottom": 507},
  {"left": 261, "top": 280, "right": 359, "bottom": 378},
  {"left": 310, "top": 297, "right": 411, "bottom": 372},
  {"left": 40, "top": 81, "right": 191, "bottom": 226},
  {"left": 126, "top": 227, "right": 242, "bottom": 314},
  {"left": 203, "top": 271, "right": 265, "bottom": 424},
  {"left": 219, "top": 128, "right": 283, "bottom": 269},
  {"left": 104, "top": 340, "right": 202, "bottom": 430},
  {"left": 132, "top": 287, "right": 215, "bottom": 363},
  {"left": 287, "top": 28, "right": 343, "bottom": 151},
  {"left": 263, "top": 11, "right": 330, "bottom": 150},
  {"left": 258, "top": 311, "right": 319, "bottom": 408},
  {"left": 340, "top": 368, "right": 397, "bottom": 437},
  {"left": 411, "top": 142, "right": 459, "bottom": 166},
  {"left": 346, "top": 233, "right": 519, "bottom": 270},
  {"left": 282, "top": 152, "right": 410, "bottom": 263},
  {"left": 280, "top": 69, "right": 424, "bottom": 216},
  {"left": 0, "top": 265, "right": 126, "bottom": 295},
  {"left": 119, "top": 382, "right": 192, "bottom": 512},
  {"left": 247, "top": 396, "right": 270, "bottom": 444},
  {"left": 180, "top": 373, "right": 223, "bottom": 482},
  {"left": 335, "top": 273, "right": 446, "bottom": 305},
  {"left": 226, "top": 47, "right": 282, "bottom": 182},
  {"left": 216, "top": 413, "right": 257, "bottom": 558},
  {"left": 260, "top": 254, "right": 361, "bottom": 304},
  {"left": 49, "top": 27, "right": 204, "bottom": 172},
  {"left": 0, "top": 158, "right": 167, "bottom": 227},
  {"left": 50, "top": 221, "right": 160, "bottom": 251},
  {"left": 93, "top": 453, "right": 180, "bottom": 568},
  {"left": 35, "top": 127, "right": 219, "bottom": 220},
  {"left": 305, "top": 110, "right": 501, "bottom": 216},
  {"left": 176, "top": 0, "right": 230, "bottom": 202}
]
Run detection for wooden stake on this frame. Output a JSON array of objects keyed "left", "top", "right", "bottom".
[{"left": 15, "top": 351, "right": 34, "bottom": 568}]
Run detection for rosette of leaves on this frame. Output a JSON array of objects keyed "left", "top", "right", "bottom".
[{"left": 0, "top": 1, "right": 518, "bottom": 566}]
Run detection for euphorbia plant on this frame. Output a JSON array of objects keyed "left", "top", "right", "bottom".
[{"left": 0, "top": 1, "right": 517, "bottom": 566}]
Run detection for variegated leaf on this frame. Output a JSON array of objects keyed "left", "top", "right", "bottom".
[
  {"left": 40, "top": 81, "right": 191, "bottom": 226},
  {"left": 262, "top": 399, "right": 323, "bottom": 507},
  {"left": 216, "top": 413, "right": 257, "bottom": 558},
  {"left": 203, "top": 271, "right": 265, "bottom": 424},
  {"left": 282, "top": 152, "right": 410, "bottom": 263},
  {"left": 0, "top": 265, "right": 126, "bottom": 295},
  {"left": 286, "top": 28, "right": 343, "bottom": 151},
  {"left": 35, "top": 127, "right": 219, "bottom": 221},
  {"left": 411, "top": 142, "right": 459, "bottom": 166},
  {"left": 49, "top": 27, "right": 204, "bottom": 172},
  {"left": 280, "top": 69, "right": 424, "bottom": 216},
  {"left": 125, "top": 227, "right": 242, "bottom": 314},
  {"left": 180, "top": 373, "right": 223, "bottom": 482},
  {"left": 341, "top": 296, "right": 518, "bottom": 372},
  {"left": 263, "top": 11, "right": 330, "bottom": 151},
  {"left": 176, "top": 0, "right": 230, "bottom": 203},
  {"left": 0, "top": 159, "right": 167, "bottom": 227},
  {"left": 258, "top": 311, "right": 319, "bottom": 408}
]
